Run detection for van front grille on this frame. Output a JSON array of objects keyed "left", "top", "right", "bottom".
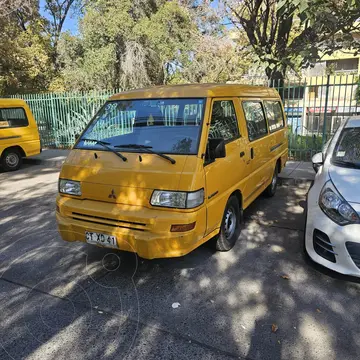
[
  {"left": 313, "top": 229, "right": 336, "bottom": 263},
  {"left": 71, "top": 212, "right": 147, "bottom": 231}
]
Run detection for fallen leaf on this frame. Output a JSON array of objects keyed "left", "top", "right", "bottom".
[
  {"left": 172, "top": 302, "right": 180, "bottom": 309},
  {"left": 98, "top": 311, "right": 103, "bottom": 314},
  {"left": 316, "top": 309, "right": 322, "bottom": 313},
  {"left": 272, "top": 324, "right": 278, "bottom": 333},
  {"left": 281, "top": 275, "right": 290, "bottom": 280},
  {"left": 210, "top": 299, "right": 214, "bottom": 304},
  {"left": 278, "top": 340, "right": 281, "bottom": 344}
]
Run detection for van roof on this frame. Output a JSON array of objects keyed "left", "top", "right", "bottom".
[
  {"left": 0, "top": 98, "right": 27, "bottom": 107},
  {"left": 109, "top": 83, "right": 279, "bottom": 100}
]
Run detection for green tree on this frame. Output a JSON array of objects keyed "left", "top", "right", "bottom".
[
  {"left": 58, "top": 0, "right": 195, "bottom": 90},
  {"left": 169, "top": 1, "right": 253, "bottom": 84},
  {"left": 223, "top": 0, "right": 360, "bottom": 81},
  {"left": 170, "top": 32, "right": 250, "bottom": 83},
  {"left": 0, "top": 0, "right": 77, "bottom": 94},
  {"left": 0, "top": 2, "right": 53, "bottom": 94},
  {"left": 43, "top": 0, "right": 78, "bottom": 71}
]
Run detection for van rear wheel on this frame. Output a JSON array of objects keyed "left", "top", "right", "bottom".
[
  {"left": 212, "top": 196, "right": 242, "bottom": 251},
  {"left": 264, "top": 166, "right": 278, "bottom": 197},
  {"left": 1, "top": 148, "right": 22, "bottom": 172}
]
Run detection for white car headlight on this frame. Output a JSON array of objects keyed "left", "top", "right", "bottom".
[
  {"left": 319, "top": 180, "right": 359, "bottom": 225},
  {"left": 151, "top": 189, "right": 204, "bottom": 209},
  {"left": 59, "top": 179, "right": 81, "bottom": 196}
]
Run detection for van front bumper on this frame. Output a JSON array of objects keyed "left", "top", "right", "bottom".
[{"left": 56, "top": 195, "right": 212, "bottom": 259}]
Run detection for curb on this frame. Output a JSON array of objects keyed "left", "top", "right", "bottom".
[{"left": 279, "top": 177, "right": 314, "bottom": 186}]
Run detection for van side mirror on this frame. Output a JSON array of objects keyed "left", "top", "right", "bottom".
[
  {"left": 312, "top": 152, "right": 324, "bottom": 173},
  {"left": 207, "top": 138, "right": 226, "bottom": 162}
]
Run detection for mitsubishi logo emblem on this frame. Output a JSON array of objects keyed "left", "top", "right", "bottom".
[{"left": 108, "top": 189, "right": 116, "bottom": 199}]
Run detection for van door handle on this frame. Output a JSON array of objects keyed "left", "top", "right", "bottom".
[
  {"left": 250, "top": 148, "right": 254, "bottom": 159},
  {"left": 240, "top": 151, "right": 245, "bottom": 158}
]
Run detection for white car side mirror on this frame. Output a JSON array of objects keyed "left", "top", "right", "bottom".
[{"left": 312, "top": 152, "right": 324, "bottom": 173}]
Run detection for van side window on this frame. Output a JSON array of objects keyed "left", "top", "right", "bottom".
[
  {"left": 0, "top": 108, "right": 29, "bottom": 128},
  {"left": 264, "top": 101, "right": 284, "bottom": 132},
  {"left": 242, "top": 101, "right": 268, "bottom": 141},
  {"left": 208, "top": 100, "right": 240, "bottom": 143}
]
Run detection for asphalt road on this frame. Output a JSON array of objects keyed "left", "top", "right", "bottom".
[{"left": 1, "top": 162, "right": 360, "bottom": 360}]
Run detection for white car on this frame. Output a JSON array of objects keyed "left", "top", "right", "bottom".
[{"left": 305, "top": 116, "right": 360, "bottom": 276}]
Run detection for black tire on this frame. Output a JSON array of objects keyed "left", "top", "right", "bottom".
[
  {"left": 1, "top": 148, "right": 22, "bottom": 172},
  {"left": 264, "top": 165, "right": 278, "bottom": 197},
  {"left": 212, "top": 196, "right": 242, "bottom": 251}
]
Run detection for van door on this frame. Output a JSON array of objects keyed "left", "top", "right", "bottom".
[
  {"left": 204, "top": 98, "right": 251, "bottom": 235},
  {"left": 240, "top": 99, "right": 272, "bottom": 208}
]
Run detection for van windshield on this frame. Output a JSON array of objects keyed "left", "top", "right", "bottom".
[
  {"left": 76, "top": 98, "right": 205, "bottom": 155},
  {"left": 332, "top": 127, "right": 360, "bottom": 169}
]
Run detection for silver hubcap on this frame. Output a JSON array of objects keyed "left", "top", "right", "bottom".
[
  {"left": 6, "top": 153, "right": 19, "bottom": 167},
  {"left": 224, "top": 207, "right": 236, "bottom": 239}
]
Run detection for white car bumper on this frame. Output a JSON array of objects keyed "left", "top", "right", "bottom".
[{"left": 305, "top": 186, "right": 360, "bottom": 277}]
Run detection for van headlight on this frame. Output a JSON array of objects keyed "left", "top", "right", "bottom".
[
  {"left": 319, "top": 180, "right": 359, "bottom": 225},
  {"left": 151, "top": 189, "right": 204, "bottom": 209},
  {"left": 59, "top": 179, "right": 81, "bottom": 196}
]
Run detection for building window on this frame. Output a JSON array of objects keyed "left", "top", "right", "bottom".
[
  {"left": 308, "top": 115, "right": 320, "bottom": 133},
  {"left": 326, "top": 58, "right": 359, "bottom": 73},
  {"left": 309, "top": 85, "right": 319, "bottom": 98},
  {"left": 331, "top": 116, "right": 343, "bottom": 133}
]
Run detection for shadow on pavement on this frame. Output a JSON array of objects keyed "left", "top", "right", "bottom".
[{"left": 1, "top": 166, "right": 360, "bottom": 359}]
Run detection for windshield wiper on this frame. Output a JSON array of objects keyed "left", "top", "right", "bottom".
[
  {"left": 114, "top": 144, "right": 176, "bottom": 164},
  {"left": 81, "top": 138, "right": 127, "bottom": 162},
  {"left": 332, "top": 158, "right": 359, "bottom": 169}
]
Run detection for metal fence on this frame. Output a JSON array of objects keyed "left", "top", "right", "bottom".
[
  {"left": 10, "top": 90, "right": 119, "bottom": 148},
  {"left": 9, "top": 75, "right": 360, "bottom": 160},
  {"left": 270, "top": 74, "right": 359, "bottom": 160}
]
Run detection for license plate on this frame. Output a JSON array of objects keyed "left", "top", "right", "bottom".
[{"left": 85, "top": 231, "right": 118, "bottom": 248}]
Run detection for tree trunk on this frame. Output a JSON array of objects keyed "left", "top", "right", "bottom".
[{"left": 114, "top": 36, "right": 125, "bottom": 89}]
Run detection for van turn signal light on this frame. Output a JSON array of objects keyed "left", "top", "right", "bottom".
[{"left": 170, "top": 222, "right": 196, "bottom": 232}]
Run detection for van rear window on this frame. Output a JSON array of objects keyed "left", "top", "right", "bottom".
[
  {"left": 264, "top": 101, "right": 284, "bottom": 132},
  {"left": 0, "top": 108, "right": 29, "bottom": 128}
]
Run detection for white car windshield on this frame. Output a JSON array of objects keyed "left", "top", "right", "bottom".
[
  {"left": 76, "top": 98, "right": 205, "bottom": 155},
  {"left": 332, "top": 127, "right": 360, "bottom": 169}
]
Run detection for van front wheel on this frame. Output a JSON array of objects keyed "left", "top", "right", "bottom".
[
  {"left": 212, "top": 196, "right": 242, "bottom": 252},
  {"left": 1, "top": 148, "right": 22, "bottom": 171}
]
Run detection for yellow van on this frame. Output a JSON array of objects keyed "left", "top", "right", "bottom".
[
  {"left": 0, "top": 98, "right": 41, "bottom": 171},
  {"left": 56, "top": 84, "right": 288, "bottom": 259}
]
